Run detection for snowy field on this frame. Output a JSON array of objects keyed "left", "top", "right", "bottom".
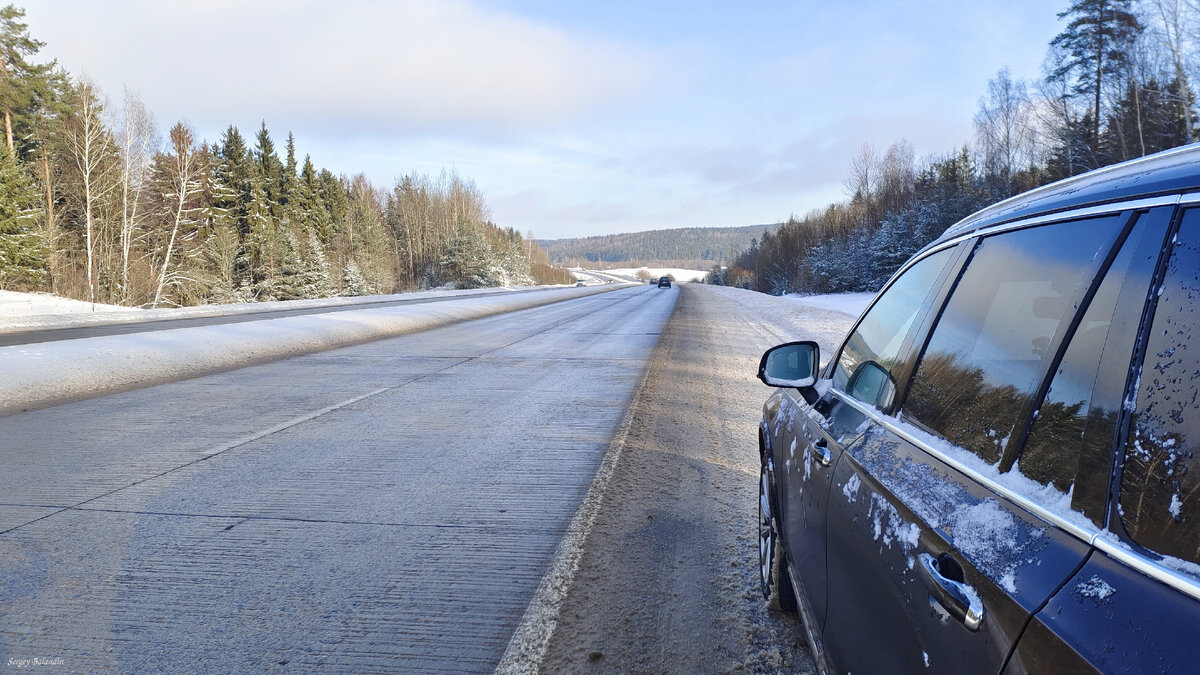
[{"left": 592, "top": 267, "right": 710, "bottom": 283}]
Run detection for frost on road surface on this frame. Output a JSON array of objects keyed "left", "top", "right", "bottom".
[
  {"left": 0, "top": 286, "right": 672, "bottom": 673},
  {"left": 536, "top": 284, "right": 856, "bottom": 673}
]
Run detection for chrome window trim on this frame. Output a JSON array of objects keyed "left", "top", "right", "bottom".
[
  {"left": 885, "top": 194, "right": 1181, "bottom": 293},
  {"left": 938, "top": 194, "right": 1181, "bottom": 250},
  {"left": 830, "top": 389, "right": 1098, "bottom": 542},
  {"left": 1091, "top": 537, "right": 1200, "bottom": 602},
  {"left": 830, "top": 388, "right": 1200, "bottom": 602}
]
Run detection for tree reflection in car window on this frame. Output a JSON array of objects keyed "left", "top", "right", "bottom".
[
  {"left": 1122, "top": 209, "right": 1200, "bottom": 566},
  {"left": 1018, "top": 216, "right": 1148, "bottom": 526},
  {"left": 833, "top": 248, "right": 953, "bottom": 408},
  {"left": 903, "top": 216, "right": 1124, "bottom": 465}
]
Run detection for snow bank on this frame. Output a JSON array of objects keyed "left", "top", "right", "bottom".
[
  {"left": 786, "top": 292, "right": 874, "bottom": 317},
  {"left": 0, "top": 290, "right": 139, "bottom": 318},
  {"left": 699, "top": 285, "right": 871, "bottom": 320},
  {"left": 0, "top": 286, "right": 560, "bottom": 334},
  {"left": 0, "top": 285, "right": 622, "bottom": 417}
]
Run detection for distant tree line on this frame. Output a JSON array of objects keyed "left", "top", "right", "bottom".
[
  {"left": 537, "top": 224, "right": 774, "bottom": 269},
  {"left": 0, "top": 5, "right": 572, "bottom": 307},
  {"left": 710, "top": 0, "right": 1199, "bottom": 295}
]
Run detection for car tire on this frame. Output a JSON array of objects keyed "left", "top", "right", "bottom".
[{"left": 759, "top": 461, "right": 798, "bottom": 613}]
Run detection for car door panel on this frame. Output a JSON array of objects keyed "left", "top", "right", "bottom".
[
  {"left": 1006, "top": 549, "right": 1200, "bottom": 673},
  {"left": 822, "top": 415, "right": 1091, "bottom": 673},
  {"left": 767, "top": 385, "right": 869, "bottom": 629}
]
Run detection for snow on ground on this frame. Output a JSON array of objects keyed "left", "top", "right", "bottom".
[
  {"left": 702, "top": 285, "right": 869, "bottom": 323},
  {"left": 0, "top": 290, "right": 140, "bottom": 317},
  {"left": 699, "top": 285, "right": 869, "bottom": 368},
  {"left": 786, "top": 291, "right": 873, "bottom": 317},
  {"left": 0, "top": 286, "right": 567, "bottom": 333},
  {"left": 596, "top": 267, "right": 710, "bottom": 283},
  {"left": 0, "top": 285, "right": 617, "bottom": 416}
]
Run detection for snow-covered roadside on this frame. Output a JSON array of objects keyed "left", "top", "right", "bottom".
[
  {"left": 0, "top": 285, "right": 570, "bottom": 334},
  {"left": 702, "top": 285, "right": 872, "bottom": 322},
  {"left": 0, "top": 284, "right": 623, "bottom": 417},
  {"left": 0, "top": 290, "right": 139, "bottom": 318}
]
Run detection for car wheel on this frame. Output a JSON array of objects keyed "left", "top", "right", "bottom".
[{"left": 759, "top": 461, "right": 797, "bottom": 613}]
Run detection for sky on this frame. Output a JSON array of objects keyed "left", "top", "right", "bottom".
[{"left": 28, "top": 1, "right": 1065, "bottom": 239}]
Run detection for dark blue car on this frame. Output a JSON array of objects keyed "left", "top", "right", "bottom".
[{"left": 757, "top": 144, "right": 1200, "bottom": 673}]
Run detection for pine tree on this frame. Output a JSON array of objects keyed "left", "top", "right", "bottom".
[
  {"left": 440, "top": 225, "right": 497, "bottom": 289},
  {"left": 254, "top": 120, "right": 283, "bottom": 219},
  {"left": 341, "top": 260, "right": 373, "bottom": 296},
  {"left": 203, "top": 219, "right": 239, "bottom": 303},
  {"left": 273, "top": 230, "right": 307, "bottom": 301},
  {"left": 0, "top": 4, "right": 53, "bottom": 155},
  {"left": 216, "top": 126, "right": 254, "bottom": 234},
  {"left": 0, "top": 144, "right": 45, "bottom": 287},
  {"left": 1049, "top": 0, "right": 1142, "bottom": 147},
  {"left": 299, "top": 232, "right": 333, "bottom": 298}
]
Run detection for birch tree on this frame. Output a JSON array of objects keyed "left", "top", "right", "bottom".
[
  {"left": 975, "top": 68, "right": 1035, "bottom": 193},
  {"left": 150, "top": 122, "right": 203, "bottom": 308},
  {"left": 113, "top": 87, "right": 157, "bottom": 302},
  {"left": 63, "top": 77, "right": 116, "bottom": 305}
]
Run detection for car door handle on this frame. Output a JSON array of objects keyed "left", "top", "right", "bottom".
[
  {"left": 809, "top": 437, "right": 832, "bottom": 467},
  {"left": 918, "top": 553, "right": 985, "bottom": 631}
]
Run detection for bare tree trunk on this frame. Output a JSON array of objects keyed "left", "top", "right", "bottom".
[
  {"left": 41, "top": 149, "right": 58, "bottom": 292},
  {"left": 65, "top": 79, "right": 116, "bottom": 307},
  {"left": 1094, "top": 1, "right": 1105, "bottom": 148},
  {"left": 0, "top": 52, "right": 12, "bottom": 153},
  {"left": 154, "top": 123, "right": 199, "bottom": 308},
  {"left": 1151, "top": 0, "right": 1195, "bottom": 143}
]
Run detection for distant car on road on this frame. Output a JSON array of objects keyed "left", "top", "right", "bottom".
[
  {"left": 575, "top": 281, "right": 585, "bottom": 287},
  {"left": 756, "top": 144, "right": 1200, "bottom": 674},
  {"left": 657, "top": 277, "right": 672, "bottom": 288}
]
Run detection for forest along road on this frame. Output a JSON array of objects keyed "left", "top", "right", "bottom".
[
  {"left": 0, "top": 285, "right": 673, "bottom": 673},
  {"left": 534, "top": 283, "right": 856, "bottom": 674}
]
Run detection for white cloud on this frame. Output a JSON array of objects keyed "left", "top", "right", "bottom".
[{"left": 30, "top": 0, "right": 658, "bottom": 138}]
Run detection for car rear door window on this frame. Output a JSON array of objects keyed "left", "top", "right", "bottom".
[
  {"left": 1121, "top": 208, "right": 1200, "bottom": 567},
  {"left": 1018, "top": 211, "right": 1169, "bottom": 526},
  {"left": 903, "top": 216, "right": 1125, "bottom": 465},
  {"left": 833, "top": 248, "right": 953, "bottom": 409}
]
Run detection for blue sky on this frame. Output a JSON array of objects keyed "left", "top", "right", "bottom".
[{"left": 30, "top": 1, "right": 1064, "bottom": 239}]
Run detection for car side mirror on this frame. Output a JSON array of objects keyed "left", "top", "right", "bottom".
[{"left": 758, "top": 341, "right": 820, "bottom": 389}]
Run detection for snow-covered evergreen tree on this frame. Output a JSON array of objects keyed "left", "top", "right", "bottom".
[
  {"left": 299, "top": 232, "right": 333, "bottom": 298},
  {"left": 0, "top": 145, "right": 45, "bottom": 288},
  {"left": 273, "top": 230, "right": 308, "bottom": 300},
  {"left": 440, "top": 226, "right": 498, "bottom": 289},
  {"left": 342, "top": 260, "right": 373, "bottom": 296}
]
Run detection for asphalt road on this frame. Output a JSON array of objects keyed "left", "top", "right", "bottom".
[
  {"left": 535, "top": 284, "right": 855, "bottom": 674},
  {"left": 0, "top": 284, "right": 675, "bottom": 673}
]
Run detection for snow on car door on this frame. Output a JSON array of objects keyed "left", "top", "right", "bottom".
[{"left": 821, "top": 214, "right": 1128, "bottom": 673}]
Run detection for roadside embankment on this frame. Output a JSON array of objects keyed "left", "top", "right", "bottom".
[{"left": 0, "top": 284, "right": 625, "bottom": 417}]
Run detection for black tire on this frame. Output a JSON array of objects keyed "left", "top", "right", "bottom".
[{"left": 759, "top": 461, "right": 798, "bottom": 613}]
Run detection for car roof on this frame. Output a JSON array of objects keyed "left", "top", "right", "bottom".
[{"left": 936, "top": 142, "right": 1200, "bottom": 243}]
